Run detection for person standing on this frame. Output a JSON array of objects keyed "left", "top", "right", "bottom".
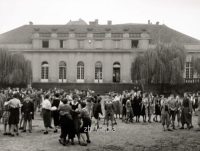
[
  {"left": 51, "top": 93, "right": 61, "bottom": 133},
  {"left": 180, "top": 93, "right": 192, "bottom": 129},
  {"left": 125, "top": 96, "right": 133, "bottom": 123},
  {"left": 141, "top": 93, "right": 148, "bottom": 123},
  {"left": 197, "top": 93, "right": 200, "bottom": 130},
  {"left": 104, "top": 95, "right": 115, "bottom": 131},
  {"left": 70, "top": 95, "right": 81, "bottom": 145},
  {"left": 175, "top": 95, "right": 182, "bottom": 127},
  {"left": 168, "top": 94, "right": 177, "bottom": 129},
  {"left": 92, "top": 96, "right": 102, "bottom": 130},
  {"left": 161, "top": 98, "right": 171, "bottom": 131},
  {"left": 79, "top": 102, "right": 92, "bottom": 145},
  {"left": 147, "top": 93, "right": 154, "bottom": 123},
  {"left": 2, "top": 98, "right": 10, "bottom": 135},
  {"left": 6, "top": 93, "right": 21, "bottom": 136},
  {"left": 21, "top": 95, "right": 34, "bottom": 133},
  {"left": 58, "top": 98, "right": 74, "bottom": 146},
  {"left": 121, "top": 93, "right": 127, "bottom": 122},
  {"left": 42, "top": 95, "right": 52, "bottom": 134}
]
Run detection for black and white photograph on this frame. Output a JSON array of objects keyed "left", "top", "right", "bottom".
[{"left": 0, "top": 0, "right": 200, "bottom": 150}]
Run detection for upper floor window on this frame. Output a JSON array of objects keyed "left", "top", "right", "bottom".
[
  {"left": 111, "top": 33, "right": 123, "bottom": 38},
  {"left": 129, "top": 33, "right": 141, "bottom": 38},
  {"left": 60, "top": 40, "right": 64, "bottom": 48},
  {"left": 113, "top": 40, "right": 120, "bottom": 49},
  {"left": 78, "top": 40, "right": 84, "bottom": 49},
  {"left": 75, "top": 33, "right": 87, "bottom": 38},
  {"left": 41, "top": 61, "right": 49, "bottom": 82},
  {"left": 93, "top": 33, "right": 105, "bottom": 38},
  {"left": 77, "top": 61, "right": 84, "bottom": 82},
  {"left": 57, "top": 33, "right": 69, "bottom": 38},
  {"left": 39, "top": 33, "right": 51, "bottom": 37},
  {"left": 42, "top": 40, "right": 49, "bottom": 48},
  {"left": 131, "top": 40, "right": 139, "bottom": 48},
  {"left": 95, "top": 40, "right": 103, "bottom": 49}
]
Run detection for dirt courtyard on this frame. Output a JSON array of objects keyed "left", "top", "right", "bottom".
[{"left": 0, "top": 113, "right": 200, "bottom": 151}]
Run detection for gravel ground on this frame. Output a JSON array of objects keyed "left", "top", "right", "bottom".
[{"left": 0, "top": 113, "right": 200, "bottom": 151}]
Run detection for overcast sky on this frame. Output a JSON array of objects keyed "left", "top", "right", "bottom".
[{"left": 0, "top": 0, "right": 200, "bottom": 40}]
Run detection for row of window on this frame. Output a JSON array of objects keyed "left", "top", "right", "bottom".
[
  {"left": 39, "top": 33, "right": 141, "bottom": 38},
  {"left": 42, "top": 39, "right": 139, "bottom": 49},
  {"left": 41, "top": 61, "right": 121, "bottom": 83}
]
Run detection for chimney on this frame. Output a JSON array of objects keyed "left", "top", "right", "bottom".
[
  {"left": 95, "top": 19, "right": 98, "bottom": 25},
  {"left": 156, "top": 21, "right": 160, "bottom": 25},
  {"left": 89, "top": 19, "right": 99, "bottom": 25},
  {"left": 148, "top": 20, "right": 150, "bottom": 24},
  {"left": 107, "top": 20, "right": 112, "bottom": 25},
  {"left": 29, "top": 21, "right": 33, "bottom": 25}
]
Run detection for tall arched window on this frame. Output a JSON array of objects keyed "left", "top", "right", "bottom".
[
  {"left": 95, "top": 61, "right": 103, "bottom": 83},
  {"left": 77, "top": 61, "right": 84, "bottom": 82},
  {"left": 113, "top": 62, "right": 120, "bottom": 83},
  {"left": 41, "top": 61, "right": 49, "bottom": 82},
  {"left": 59, "top": 61, "right": 66, "bottom": 83}
]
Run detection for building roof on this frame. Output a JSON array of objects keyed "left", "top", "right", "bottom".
[
  {"left": 0, "top": 23, "right": 199, "bottom": 44},
  {"left": 67, "top": 19, "right": 88, "bottom": 25}
]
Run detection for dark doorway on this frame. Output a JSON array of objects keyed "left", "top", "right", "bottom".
[{"left": 113, "top": 62, "right": 120, "bottom": 83}]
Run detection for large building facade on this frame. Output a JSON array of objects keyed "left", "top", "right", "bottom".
[{"left": 0, "top": 19, "right": 200, "bottom": 87}]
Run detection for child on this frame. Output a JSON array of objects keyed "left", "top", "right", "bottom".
[
  {"left": 92, "top": 96, "right": 102, "bottom": 130},
  {"left": 104, "top": 96, "right": 115, "bottom": 131},
  {"left": 161, "top": 98, "right": 172, "bottom": 131},
  {"left": 21, "top": 95, "right": 34, "bottom": 133},
  {"left": 79, "top": 102, "right": 92, "bottom": 145},
  {"left": 125, "top": 97, "right": 133, "bottom": 123},
  {"left": 58, "top": 98, "right": 74, "bottom": 146},
  {"left": 2, "top": 99, "right": 10, "bottom": 135}
]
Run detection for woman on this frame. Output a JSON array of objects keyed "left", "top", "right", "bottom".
[
  {"left": 141, "top": 93, "right": 148, "bottom": 123},
  {"left": 58, "top": 98, "right": 74, "bottom": 146},
  {"left": 2, "top": 97, "right": 11, "bottom": 135},
  {"left": 42, "top": 95, "right": 52, "bottom": 134},
  {"left": 7, "top": 93, "right": 21, "bottom": 136},
  {"left": 134, "top": 92, "right": 142, "bottom": 122},
  {"left": 70, "top": 95, "right": 81, "bottom": 144},
  {"left": 79, "top": 102, "right": 92, "bottom": 145},
  {"left": 154, "top": 95, "right": 161, "bottom": 122},
  {"left": 92, "top": 96, "right": 102, "bottom": 130},
  {"left": 51, "top": 93, "right": 60, "bottom": 133}
]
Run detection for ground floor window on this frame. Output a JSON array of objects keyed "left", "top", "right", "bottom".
[
  {"left": 41, "top": 61, "right": 49, "bottom": 82},
  {"left": 59, "top": 61, "right": 66, "bottom": 83},
  {"left": 113, "top": 62, "right": 120, "bottom": 83},
  {"left": 94, "top": 61, "right": 103, "bottom": 83},
  {"left": 77, "top": 61, "right": 84, "bottom": 82}
]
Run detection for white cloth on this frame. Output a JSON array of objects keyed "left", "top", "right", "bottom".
[
  {"left": 42, "top": 99, "right": 51, "bottom": 110},
  {"left": 7, "top": 98, "right": 21, "bottom": 108}
]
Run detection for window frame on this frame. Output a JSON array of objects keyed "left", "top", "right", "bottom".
[{"left": 77, "top": 61, "right": 84, "bottom": 83}]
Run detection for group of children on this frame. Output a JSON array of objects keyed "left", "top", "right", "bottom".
[{"left": 0, "top": 88, "right": 200, "bottom": 147}]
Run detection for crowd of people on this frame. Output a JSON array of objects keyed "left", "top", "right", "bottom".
[{"left": 0, "top": 87, "right": 200, "bottom": 147}]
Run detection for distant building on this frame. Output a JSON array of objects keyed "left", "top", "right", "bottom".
[{"left": 0, "top": 19, "right": 200, "bottom": 86}]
